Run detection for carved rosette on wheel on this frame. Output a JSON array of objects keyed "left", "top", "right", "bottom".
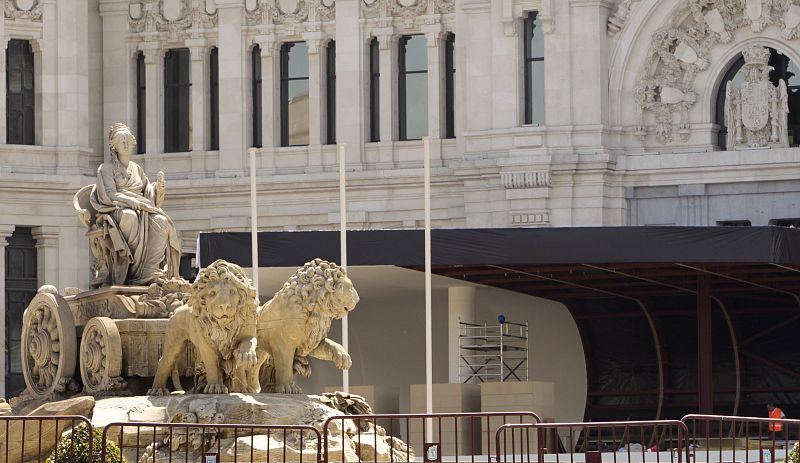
[
  {"left": 80, "top": 317, "right": 127, "bottom": 394},
  {"left": 21, "top": 290, "right": 77, "bottom": 398}
]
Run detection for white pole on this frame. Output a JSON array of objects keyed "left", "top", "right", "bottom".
[
  {"left": 339, "top": 143, "right": 349, "bottom": 393},
  {"left": 423, "top": 137, "right": 433, "bottom": 442},
  {"left": 249, "top": 149, "right": 260, "bottom": 302}
]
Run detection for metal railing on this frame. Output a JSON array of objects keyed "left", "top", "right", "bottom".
[
  {"left": 0, "top": 414, "right": 93, "bottom": 463},
  {"left": 101, "top": 421, "right": 321, "bottom": 463},
  {"left": 495, "top": 420, "right": 691, "bottom": 463},
  {"left": 323, "top": 411, "right": 542, "bottom": 463},
  {"left": 682, "top": 414, "right": 800, "bottom": 463}
]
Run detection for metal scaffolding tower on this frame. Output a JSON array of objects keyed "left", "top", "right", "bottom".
[{"left": 458, "top": 320, "right": 529, "bottom": 383}]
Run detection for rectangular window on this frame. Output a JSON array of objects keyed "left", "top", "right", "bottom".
[
  {"left": 280, "top": 42, "right": 309, "bottom": 147},
  {"left": 399, "top": 35, "right": 428, "bottom": 141},
  {"left": 210, "top": 47, "right": 219, "bottom": 151},
  {"left": 252, "top": 45, "right": 262, "bottom": 148},
  {"left": 6, "top": 39, "right": 35, "bottom": 145},
  {"left": 444, "top": 33, "right": 456, "bottom": 139},
  {"left": 523, "top": 11, "right": 545, "bottom": 125},
  {"left": 136, "top": 51, "right": 146, "bottom": 153},
  {"left": 164, "top": 48, "right": 191, "bottom": 152},
  {"left": 326, "top": 40, "right": 336, "bottom": 145},
  {"left": 369, "top": 38, "right": 380, "bottom": 142}
]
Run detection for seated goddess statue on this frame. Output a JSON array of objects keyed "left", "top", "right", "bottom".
[{"left": 77, "top": 123, "right": 181, "bottom": 286}]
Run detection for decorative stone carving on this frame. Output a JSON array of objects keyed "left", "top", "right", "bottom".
[
  {"left": 254, "top": 259, "right": 359, "bottom": 394},
  {"left": 74, "top": 123, "right": 181, "bottom": 287},
  {"left": 501, "top": 171, "right": 551, "bottom": 189},
  {"left": 4, "top": 0, "right": 42, "bottom": 21},
  {"left": 131, "top": 277, "right": 192, "bottom": 318},
  {"left": 245, "top": 0, "right": 271, "bottom": 26},
  {"left": 20, "top": 291, "right": 77, "bottom": 398},
  {"left": 272, "top": 0, "right": 309, "bottom": 24},
  {"left": 634, "top": 0, "right": 800, "bottom": 144},
  {"left": 129, "top": 0, "right": 217, "bottom": 36},
  {"left": 316, "top": 0, "right": 335, "bottom": 21},
  {"left": 434, "top": 0, "right": 454, "bottom": 15},
  {"left": 148, "top": 260, "right": 259, "bottom": 396},
  {"left": 724, "top": 45, "right": 789, "bottom": 148},
  {"left": 79, "top": 317, "right": 127, "bottom": 395},
  {"left": 608, "top": 0, "right": 641, "bottom": 36}
]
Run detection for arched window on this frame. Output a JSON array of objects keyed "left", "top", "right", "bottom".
[{"left": 716, "top": 48, "right": 800, "bottom": 149}]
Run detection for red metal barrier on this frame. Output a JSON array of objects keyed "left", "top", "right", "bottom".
[
  {"left": 0, "top": 415, "right": 94, "bottom": 463},
  {"left": 100, "top": 421, "right": 322, "bottom": 463},
  {"left": 323, "top": 412, "right": 542, "bottom": 463},
  {"left": 495, "top": 420, "right": 691, "bottom": 463},
  {"left": 682, "top": 414, "right": 800, "bottom": 463}
]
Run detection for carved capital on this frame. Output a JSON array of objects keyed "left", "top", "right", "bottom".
[
  {"left": 254, "top": 33, "right": 278, "bottom": 57},
  {"left": 32, "top": 226, "right": 59, "bottom": 248},
  {"left": 0, "top": 225, "right": 15, "bottom": 246},
  {"left": 303, "top": 30, "right": 324, "bottom": 53}
]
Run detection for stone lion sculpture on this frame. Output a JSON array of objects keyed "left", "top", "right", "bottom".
[
  {"left": 246, "top": 258, "right": 360, "bottom": 394},
  {"left": 148, "top": 259, "right": 259, "bottom": 395}
]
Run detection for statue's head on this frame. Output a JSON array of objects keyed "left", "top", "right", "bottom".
[{"left": 108, "top": 123, "right": 137, "bottom": 163}]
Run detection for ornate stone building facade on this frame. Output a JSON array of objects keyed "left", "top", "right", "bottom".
[{"left": 1, "top": 0, "right": 800, "bottom": 401}]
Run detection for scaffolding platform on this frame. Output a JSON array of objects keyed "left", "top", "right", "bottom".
[{"left": 458, "top": 320, "right": 529, "bottom": 383}]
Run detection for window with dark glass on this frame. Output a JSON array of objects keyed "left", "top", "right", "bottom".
[
  {"left": 370, "top": 38, "right": 380, "bottom": 142},
  {"left": 280, "top": 42, "right": 309, "bottom": 147},
  {"left": 523, "top": 11, "right": 545, "bottom": 125},
  {"left": 136, "top": 51, "right": 146, "bottom": 153},
  {"left": 210, "top": 47, "right": 219, "bottom": 151},
  {"left": 6, "top": 39, "right": 35, "bottom": 145},
  {"left": 252, "top": 45, "right": 262, "bottom": 148},
  {"left": 716, "top": 47, "right": 800, "bottom": 149},
  {"left": 326, "top": 40, "right": 336, "bottom": 145},
  {"left": 444, "top": 33, "right": 456, "bottom": 139},
  {"left": 164, "top": 48, "right": 191, "bottom": 152},
  {"left": 399, "top": 35, "right": 428, "bottom": 141}
]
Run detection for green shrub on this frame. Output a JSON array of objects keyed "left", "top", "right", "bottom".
[
  {"left": 788, "top": 442, "right": 800, "bottom": 463},
  {"left": 46, "top": 423, "right": 125, "bottom": 463}
]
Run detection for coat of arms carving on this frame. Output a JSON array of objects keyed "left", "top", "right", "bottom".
[{"left": 725, "top": 45, "right": 789, "bottom": 149}]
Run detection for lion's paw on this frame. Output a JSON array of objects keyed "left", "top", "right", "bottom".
[
  {"left": 203, "top": 383, "right": 229, "bottom": 394},
  {"left": 276, "top": 383, "right": 303, "bottom": 394},
  {"left": 334, "top": 351, "right": 352, "bottom": 370},
  {"left": 147, "top": 388, "right": 171, "bottom": 396}
]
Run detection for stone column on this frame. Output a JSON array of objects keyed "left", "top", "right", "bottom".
[
  {"left": 255, "top": 34, "right": 277, "bottom": 151},
  {"left": 32, "top": 226, "right": 60, "bottom": 290},
  {"left": 304, "top": 33, "right": 324, "bottom": 171},
  {"left": 448, "top": 286, "right": 476, "bottom": 384},
  {"left": 187, "top": 39, "right": 208, "bottom": 152},
  {"left": 0, "top": 225, "right": 15, "bottom": 398},
  {"left": 57, "top": 0, "right": 89, "bottom": 147},
  {"left": 39, "top": 0, "right": 58, "bottom": 146},
  {"left": 335, "top": 0, "right": 365, "bottom": 166},
  {"left": 217, "top": 0, "right": 247, "bottom": 176},
  {"left": 423, "top": 26, "right": 443, "bottom": 164},
  {"left": 375, "top": 28, "right": 396, "bottom": 143},
  {"left": 568, "top": 0, "right": 612, "bottom": 127},
  {"left": 0, "top": 37, "right": 8, "bottom": 143},
  {"left": 461, "top": 0, "right": 491, "bottom": 133},
  {"left": 141, "top": 44, "right": 164, "bottom": 154},
  {"left": 99, "top": 0, "right": 133, "bottom": 159}
]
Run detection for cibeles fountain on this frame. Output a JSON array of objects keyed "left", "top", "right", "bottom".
[{"left": 4, "top": 123, "right": 413, "bottom": 462}]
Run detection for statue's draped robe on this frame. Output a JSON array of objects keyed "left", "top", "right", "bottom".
[{"left": 90, "top": 159, "right": 181, "bottom": 285}]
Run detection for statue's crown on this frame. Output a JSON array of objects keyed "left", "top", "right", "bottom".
[{"left": 742, "top": 45, "right": 771, "bottom": 66}]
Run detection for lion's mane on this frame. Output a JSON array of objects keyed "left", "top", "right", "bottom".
[
  {"left": 189, "top": 259, "right": 258, "bottom": 358},
  {"left": 275, "top": 258, "right": 349, "bottom": 318}
]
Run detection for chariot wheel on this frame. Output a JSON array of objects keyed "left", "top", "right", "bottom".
[
  {"left": 79, "top": 317, "right": 124, "bottom": 394},
  {"left": 21, "top": 291, "right": 77, "bottom": 397}
]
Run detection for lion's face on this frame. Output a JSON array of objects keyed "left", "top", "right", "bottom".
[
  {"left": 331, "top": 275, "right": 359, "bottom": 317},
  {"left": 201, "top": 278, "right": 243, "bottom": 325}
]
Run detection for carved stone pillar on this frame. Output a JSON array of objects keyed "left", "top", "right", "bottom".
[
  {"left": 305, "top": 34, "right": 324, "bottom": 148},
  {"left": 217, "top": 0, "right": 246, "bottom": 175},
  {"left": 33, "top": 226, "right": 60, "bottom": 290},
  {"left": 0, "top": 225, "right": 15, "bottom": 398},
  {"left": 141, "top": 44, "right": 164, "bottom": 154},
  {"left": 0, "top": 38, "right": 8, "bottom": 143},
  {"left": 375, "top": 29, "right": 396, "bottom": 143},
  {"left": 255, "top": 35, "right": 277, "bottom": 151},
  {"left": 187, "top": 39, "right": 208, "bottom": 152}
]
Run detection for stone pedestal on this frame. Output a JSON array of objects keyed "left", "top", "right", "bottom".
[
  {"left": 324, "top": 385, "right": 399, "bottom": 414},
  {"left": 480, "top": 381, "right": 556, "bottom": 453},
  {"left": 409, "top": 383, "right": 480, "bottom": 457}
]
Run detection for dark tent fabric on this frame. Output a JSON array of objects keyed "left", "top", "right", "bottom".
[{"left": 197, "top": 226, "right": 800, "bottom": 268}]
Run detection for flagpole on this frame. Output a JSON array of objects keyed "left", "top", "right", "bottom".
[
  {"left": 423, "top": 137, "right": 433, "bottom": 442},
  {"left": 249, "top": 149, "right": 260, "bottom": 302},
  {"left": 339, "top": 143, "right": 349, "bottom": 393}
]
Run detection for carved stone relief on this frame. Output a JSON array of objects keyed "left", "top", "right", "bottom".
[
  {"left": 4, "top": 0, "right": 42, "bottom": 21},
  {"left": 724, "top": 45, "right": 789, "bottom": 148},
  {"left": 608, "top": 0, "right": 641, "bottom": 36},
  {"left": 246, "top": 0, "right": 335, "bottom": 27},
  {"left": 361, "top": 0, "right": 454, "bottom": 21},
  {"left": 129, "top": 0, "right": 218, "bottom": 36},
  {"left": 634, "top": 0, "right": 800, "bottom": 145},
  {"left": 501, "top": 171, "right": 551, "bottom": 189}
]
